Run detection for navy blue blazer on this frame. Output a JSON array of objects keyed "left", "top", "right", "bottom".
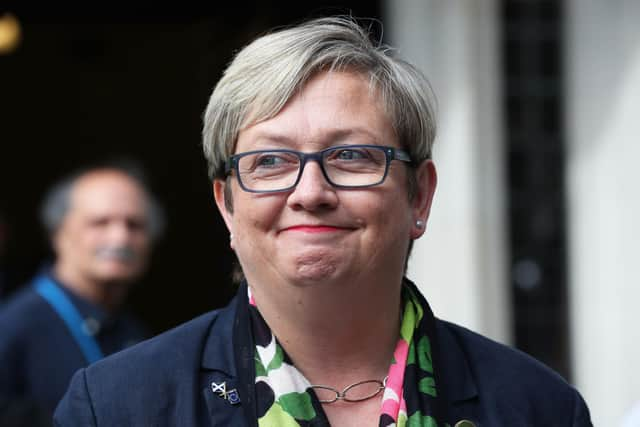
[{"left": 54, "top": 292, "right": 592, "bottom": 426}]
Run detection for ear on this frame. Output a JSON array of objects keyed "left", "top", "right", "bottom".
[
  {"left": 213, "top": 179, "right": 234, "bottom": 248},
  {"left": 410, "top": 160, "right": 437, "bottom": 239}
]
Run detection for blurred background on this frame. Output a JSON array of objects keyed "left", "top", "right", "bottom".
[{"left": 1, "top": 1, "right": 638, "bottom": 425}]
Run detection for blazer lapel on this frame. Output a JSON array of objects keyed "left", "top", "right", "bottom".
[
  {"left": 201, "top": 284, "right": 257, "bottom": 427},
  {"left": 435, "top": 319, "right": 482, "bottom": 425},
  {"left": 201, "top": 294, "right": 248, "bottom": 426}
]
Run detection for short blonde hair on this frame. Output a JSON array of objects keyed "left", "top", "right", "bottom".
[{"left": 202, "top": 16, "right": 437, "bottom": 182}]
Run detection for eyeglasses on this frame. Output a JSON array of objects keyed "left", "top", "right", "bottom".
[{"left": 225, "top": 144, "right": 413, "bottom": 193}]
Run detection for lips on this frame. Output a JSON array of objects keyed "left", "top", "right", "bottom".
[
  {"left": 94, "top": 246, "right": 137, "bottom": 262},
  {"left": 281, "top": 224, "right": 353, "bottom": 234},
  {"left": 285, "top": 225, "right": 342, "bottom": 233}
]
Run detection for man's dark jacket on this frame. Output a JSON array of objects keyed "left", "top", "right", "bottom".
[
  {"left": 54, "top": 290, "right": 592, "bottom": 426},
  {"left": 0, "top": 273, "right": 146, "bottom": 423}
]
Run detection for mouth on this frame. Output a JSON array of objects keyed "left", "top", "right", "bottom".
[
  {"left": 94, "top": 246, "right": 137, "bottom": 263},
  {"left": 282, "top": 225, "right": 351, "bottom": 234}
]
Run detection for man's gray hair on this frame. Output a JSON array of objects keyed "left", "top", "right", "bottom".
[
  {"left": 202, "top": 16, "right": 437, "bottom": 185},
  {"left": 40, "top": 165, "right": 166, "bottom": 241}
]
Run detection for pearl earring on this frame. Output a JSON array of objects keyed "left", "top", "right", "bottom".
[{"left": 415, "top": 220, "right": 425, "bottom": 229}]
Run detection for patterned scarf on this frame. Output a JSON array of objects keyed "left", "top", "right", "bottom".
[{"left": 248, "top": 280, "right": 447, "bottom": 426}]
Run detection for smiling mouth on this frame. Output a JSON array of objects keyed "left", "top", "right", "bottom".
[{"left": 283, "top": 225, "right": 349, "bottom": 233}]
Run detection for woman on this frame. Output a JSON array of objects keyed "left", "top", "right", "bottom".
[{"left": 55, "top": 17, "right": 592, "bottom": 427}]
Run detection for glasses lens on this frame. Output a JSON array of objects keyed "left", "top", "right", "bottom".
[
  {"left": 323, "top": 146, "right": 387, "bottom": 187},
  {"left": 236, "top": 151, "right": 300, "bottom": 192}
]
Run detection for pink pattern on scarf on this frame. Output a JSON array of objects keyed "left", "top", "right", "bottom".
[
  {"left": 380, "top": 338, "right": 410, "bottom": 418},
  {"left": 248, "top": 287, "right": 256, "bottom": 306},
  {"left": 248, "top": 284, "right": 418, "bottom": 424}
]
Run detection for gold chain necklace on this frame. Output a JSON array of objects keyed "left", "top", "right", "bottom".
[{"left": 309, "top": 376, "right": 388, "bottom": 404}]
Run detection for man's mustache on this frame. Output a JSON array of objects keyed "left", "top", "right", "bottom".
[{"left": 94, "top": 246, "right": 138, "bottom": 262}]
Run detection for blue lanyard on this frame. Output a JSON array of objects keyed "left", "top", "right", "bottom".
[{"left": 34, "top": 275, "right": 104, "bottom": 364}]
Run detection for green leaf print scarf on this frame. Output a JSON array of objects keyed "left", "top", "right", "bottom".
[{"left": 247, "top": 279, "right": 448, "bottom": 426}]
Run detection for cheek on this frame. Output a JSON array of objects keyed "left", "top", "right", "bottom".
[
  {"left": 130, "top": 232, "right": 150, "bottom": 247},
  {"left": 232, "top": 195, "right": 283, "bottom": 232},
  {"left": 84, "top": 229, "right": 104, "bottom": 246},
  {"left": 357, "top": 191, "right": 409, "bottom": 224},
  {"left": 72, "top": 228, "right": 97, "bottom": 252},
  {"left": 368, "top": 194, "right": 412, "bottom": 239},
  {"left": 128, "top": 240, "right": 150, "bottom": 260},
  {"left": 80, "top": 230, "right": 111, "bottom": 257}
]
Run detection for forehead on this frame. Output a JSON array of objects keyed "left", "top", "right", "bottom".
[
  {"left": 68, "top": 170, "right": 147, "bottom": 218},
  {"left": 237, "top": 71, "right": 394, "bottom": 151}
]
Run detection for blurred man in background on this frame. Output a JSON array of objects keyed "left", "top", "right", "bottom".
[{"left": 0, "top": 164, "right": 164, "bottom": 424}]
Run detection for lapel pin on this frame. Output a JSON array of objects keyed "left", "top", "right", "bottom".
[
  {"left": 211, "top": 381, "right": 241, "bottom": 405},
  {"left": 211, "top": 381, "right": 227, "bottom": 397},
  {"left": 225, "top": 388, "right": 241, "bottom": 405}
]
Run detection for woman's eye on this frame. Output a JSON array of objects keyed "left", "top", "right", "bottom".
[
  {"left": 256, "top": 154, "right": 286, "bottom": 167},
  {"left": 335, "top": 149, "right": 368, "bottom": 160}
]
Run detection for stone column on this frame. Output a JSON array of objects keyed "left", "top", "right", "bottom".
[{"left": 565, "top": 0, "right": 640, "bottom": 424}]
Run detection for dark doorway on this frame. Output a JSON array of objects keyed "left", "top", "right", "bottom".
[{"left": 501, "top": 0, "right": 570, "bottom": 379}]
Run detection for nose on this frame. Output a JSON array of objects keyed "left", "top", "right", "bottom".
[
  {"left": 108, "top": 219, "right": 145, "bottom": 245},
  {"left": 108, "top": 221, "right": 133, "bottom": 244},
  {"left": 286, "top": 160, "right": 338, "bottom": 211}
]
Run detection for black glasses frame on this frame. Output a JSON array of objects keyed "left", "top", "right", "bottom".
[{"left": 225, "top": 144, "right": 413, "bottom": 194}]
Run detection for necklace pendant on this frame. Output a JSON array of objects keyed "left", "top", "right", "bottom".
[{"left": 310, "top": 376, "right": 388, "bottom": 404}]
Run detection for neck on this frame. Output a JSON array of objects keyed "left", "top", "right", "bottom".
[
  {"left": 248, "top": 271, "right": 403, "bottom": 388},
  {"left": 53, "top": 263, "right": 125, "bottom": 312}
]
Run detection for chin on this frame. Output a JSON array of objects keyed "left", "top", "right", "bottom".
[
  {"left": 95, "top": 265, "right": 142, "bottom": 284},
  {"left": 290, "top": 265, "right": 337, "bottom": 284},
  {"left": 287, "top": 252, "right": 345, "bottom": 285}
]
